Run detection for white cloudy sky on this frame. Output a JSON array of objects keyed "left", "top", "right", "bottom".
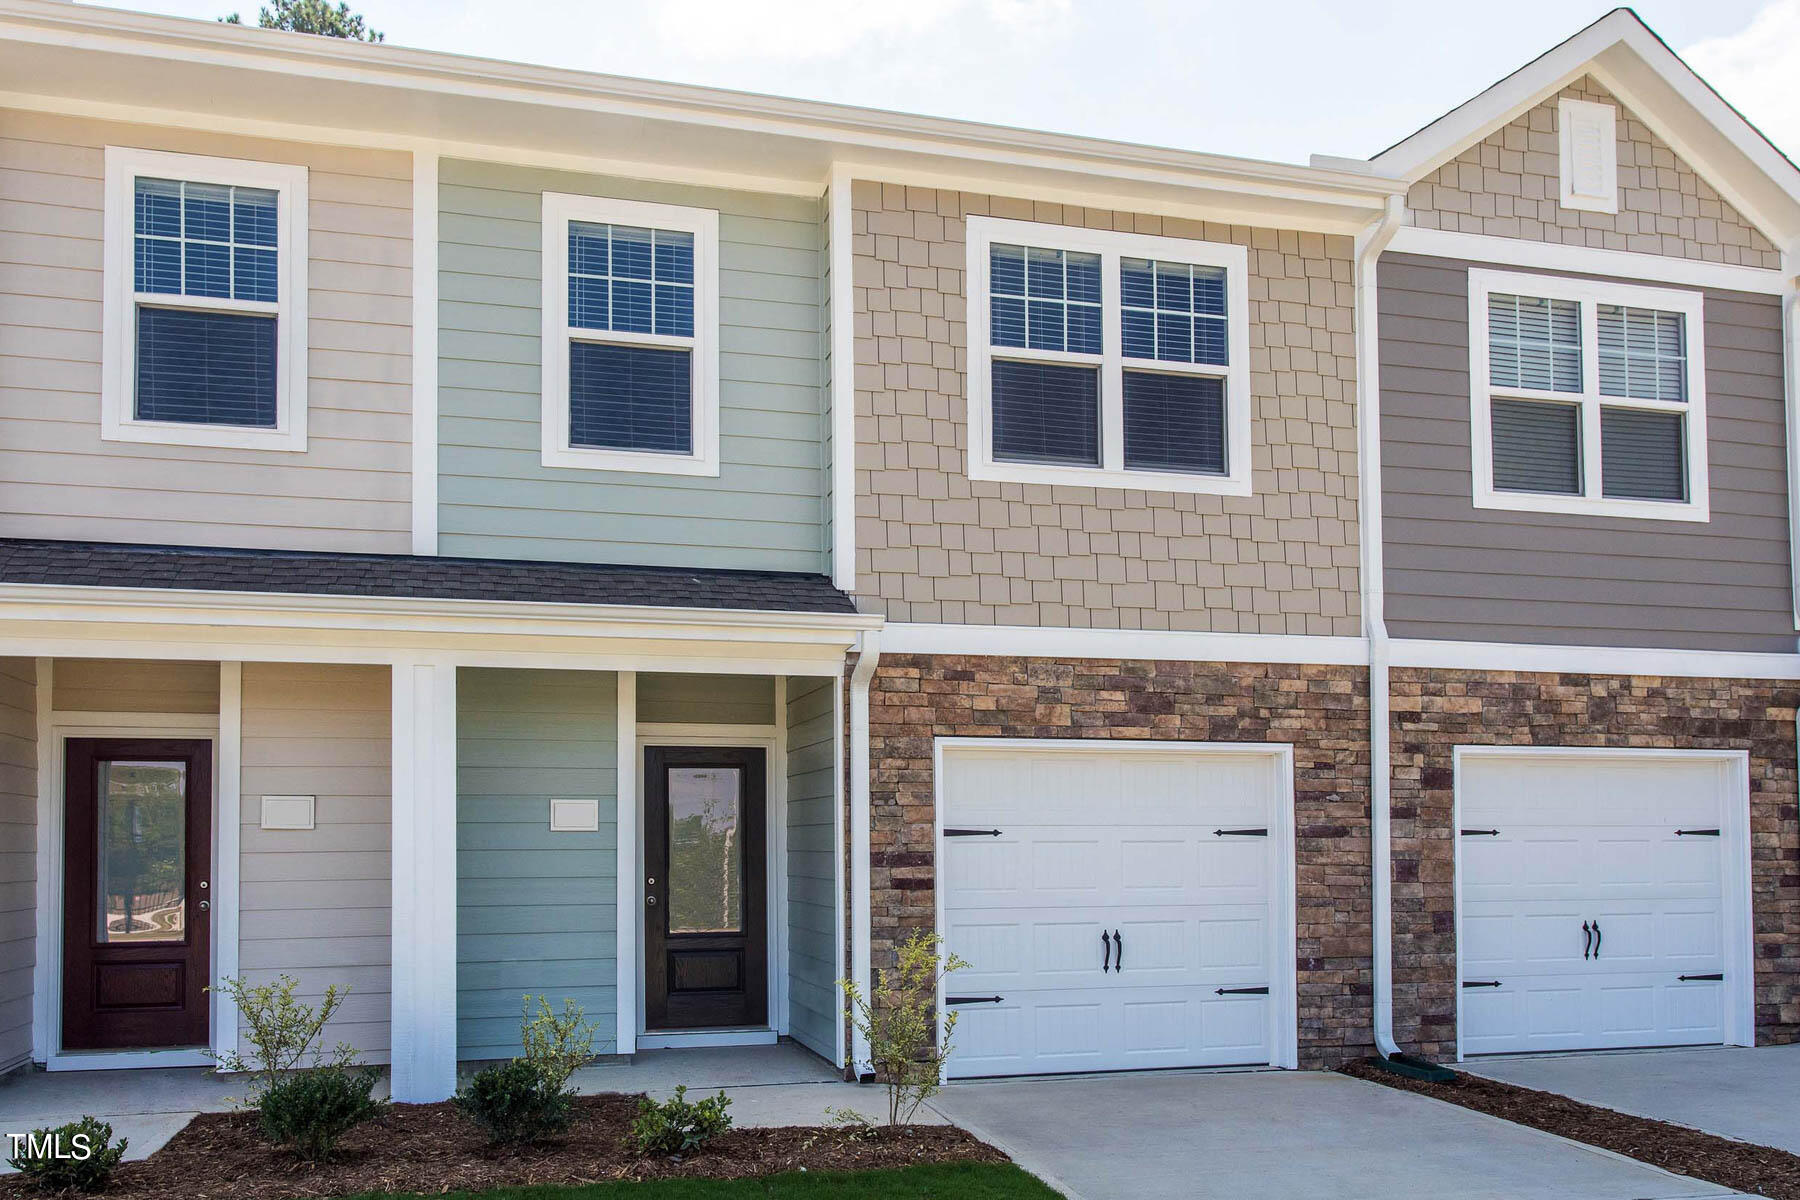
[{"left": 79, "top": 0, "right": 1800, "bottom": 165}]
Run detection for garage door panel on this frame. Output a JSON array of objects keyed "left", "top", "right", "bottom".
[
  {"left": 1197, "top": 914, "right": 1267, "bottom": 972},
  {"left": 1459, "top": 754, "right": 1735, "bottom": 1056},
  {"left": 1031, "top": 921, "right": 1110, "bottom": 981}
]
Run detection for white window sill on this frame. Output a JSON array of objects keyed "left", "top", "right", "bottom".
[
  {"left": 968, "top": 456, "right": 1252, "bottom": 497},
  {"left": 541, "top": 443, "right": 721, "bottom": 476},
  {"left": 101, "top": 417, "right": 306, "bottom": 453},
  {"left": 1474, "top": 489, "right": 1709, "bottom": 523}
]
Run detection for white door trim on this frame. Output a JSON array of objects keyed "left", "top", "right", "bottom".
[
  {"left": 1451, "top": 745, "right": 1754, "bottom": 1061},
  {"left": 34, "top": 706, "right": 230, "bottom": 1072},
  {"left": 634, "top": 724, "right": 789, "bottom": 1040},
  {"left": 932, "top": 736, "right": 1300, "bottom": 1074}
]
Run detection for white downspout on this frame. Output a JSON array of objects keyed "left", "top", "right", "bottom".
[
  {"left": 1782, "top": 245, "right": 1800, "bottom": 643},
  {"left": 1357, "top": 195, "right": 1406, "bottom": 1059},
  {"left": 847, "top": 629, "right": 881, "bottom": 1077}
]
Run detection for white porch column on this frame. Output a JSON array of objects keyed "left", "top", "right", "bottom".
[{"left": 389, "top": 657, "right": 457, "bottom": 1102}]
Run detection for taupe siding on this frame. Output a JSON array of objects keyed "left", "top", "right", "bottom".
[
  {"left": 52, "top": 659, "right": 218, "bottom": 713},
  {"left": 784, "top": 675, "right": 836, "bottom": 1061},
  {"left": 0, "top": 659, "right": 33, "bottom": 1070},
  {"left": 637, "top": 673, "right": 774, "bottom": 726},
  {"left": 0, "top": 110, "right": 412, "bottom": 552},
  {"left": 239, "top": 663, "right": 391, "bottom": 1060},
  {"left": 1379, "top": 252, "right": 1793, "bottom": 650}
]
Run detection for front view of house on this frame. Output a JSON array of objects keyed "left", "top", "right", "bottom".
[{"left": 0, "top": 3, "right": 1795, "bottom": 1101}]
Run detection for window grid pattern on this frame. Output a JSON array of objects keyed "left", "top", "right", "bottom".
[
  {"left": 568, "top": 221, "right": 695, "bottom": 339},
  {"left": 134, "top": 177, "right": 277, "bottom": 304},
  {"left": 1488, "top": 293, "right": 1581, "bottom": 392},
  {"left": 1121, "top": 258, "right": 1227, "bottom": 365},
  {"left": 989, "top": 243, "right": 1102, "bottom": 355},
  {"left": 1598, "top": 304, "right": 1687, "bottom": 402}
]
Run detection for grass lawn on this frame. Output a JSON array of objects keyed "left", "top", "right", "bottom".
[{"left": 341, "top": 1163, "right": 1057, "bottom": 1200}]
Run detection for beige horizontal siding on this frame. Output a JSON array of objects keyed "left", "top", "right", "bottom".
[
  {"left": 0, "top": 659, "right": 33, "bottom": 1070},
  {"left": 239, "top": 663, "right": 391, "bottom": 1061},
  {"left": 0, "top": 110, "right": 412, "bottom": 552},
  {"left": 53, "top": 658, "right": 219, "bottom": 713}
]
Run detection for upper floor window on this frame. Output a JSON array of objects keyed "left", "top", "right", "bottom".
[
  {"left": 541, "top": 193, "right": 719, "bottom": 475},
  {"left": 102, "top": 147, "right": 308, "bottom": 451},
  {"left": 965, "top": 217, "right": 1251, "bottom": 495},
  {"left": 1468, "top": 269, "right": 1709, "bottom": 522}
]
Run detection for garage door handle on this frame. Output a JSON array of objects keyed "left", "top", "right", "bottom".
[
  {"left": 1101, "top": 929, "right": 1112, "bottom": 973},
  {"left": 1582, "top": 920, "right": 1592, "bottom": 960},
  {"left": 1678, "top": 973, "right": 1724, "bottom": 982},
  {"left": 1113, "top": 929, "right": 1122, "bottom": 972},
  {"left": 946, "top": 995, "right": 1004, "bottom": 1005},
  {"left": 1591, "top": 920, "right": 1601, "bottom": 959},
  {"left": 1675, "top": 828, "right": 1721, "bottom": 837},
  {"left": 1215, "top": 986, "right": 1269, "bottom": 995},
  {"left": 1214, "top": 828, "right": 1268, "bottom": 837}
]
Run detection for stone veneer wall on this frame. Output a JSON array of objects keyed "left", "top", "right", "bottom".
[
  {"left": 853, "top": 182, "right": 1362, "bottom": 634},
  {"left": 1388, "top": 668, "right": 1800, "bottom": 1060},
  {"left": 867, "top": 654, "right": 1373, "bottom": 1067},
  {"left": 1406, "top": 76, "right": 1781, "bottom": 268}
]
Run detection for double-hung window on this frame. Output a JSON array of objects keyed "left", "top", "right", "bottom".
[
  {"left": 1468, "top": 269, "right": 1708, "bottom": 521},
  {"left": 966, "top": 216, "right": 1251, "bottom": 495},
  {"left": 541, "top": 193, "right": 720, "bottom": 475},
  {"left": 103, "top": 148, "right": 308, "bottom": 451}
]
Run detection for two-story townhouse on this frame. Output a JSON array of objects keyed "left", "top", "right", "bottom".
[{"left": 0, "top": 0, "right": 1793, "bottom": 1102}]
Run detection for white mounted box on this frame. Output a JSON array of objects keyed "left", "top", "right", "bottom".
[
  {"left": 549, "top": 797, "right": 600, "bottom": 833},
  {"left": 260, "top": 795, "right": 315, "bottom": 830}
]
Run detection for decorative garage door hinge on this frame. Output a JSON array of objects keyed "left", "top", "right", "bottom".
[
  {"left": 943, "top": 828, "right": 1002, "bottom": 837},
  {"left": 1677, "top": 973, "right": 1724, "bottom": 982},
  {"left": 1214, "top": 985, "right": 1270, "bottom": 995},
  {"left": 1213, "top": 828, "right": 1268, "bottom": 837},
  {"left": 945, "top": 995, "right": 1004, "bottom": 1005},
  {"left": 1675, "top": 828, "right": 1721, "bottom": 836},
  {"left": 1459, "top": 828, "right": 1499, "bottom": 836},
  {"left": 1462, "top": 980, "right": 1502, "bottom": 988}
]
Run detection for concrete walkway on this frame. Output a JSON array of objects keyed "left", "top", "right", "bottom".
[
  {"left": 1467, "top": 1044, "right": 1800, "bottom": 1154},
  {"left": 927, "top": 1068, "right": 1750, "bottom": 1200}
]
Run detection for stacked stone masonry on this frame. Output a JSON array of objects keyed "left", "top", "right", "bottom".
[
  {"left": 1406, "top": 76, "right": 1782, "bottom": 267},
  {"left": 866, "top": 654, "right": 1374, "bottom": 1068},
  {"left": 1388, "top": 667, "right": 1800, "bottom": 1060},
  {"left": 852, "top": 181, "right": 1362, "bottom": 634}
]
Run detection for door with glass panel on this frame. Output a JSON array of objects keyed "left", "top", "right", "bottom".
[
  {"left": 644, "top": 748, "right": 766, "bottom": 1030},
  {"left": 62, "top": 739, "right": 212, "bottom": 1050}
]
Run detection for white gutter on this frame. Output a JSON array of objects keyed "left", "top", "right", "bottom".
[
  {"left": 1356, "top": 194, "right": 1406, "bottom": 1059},
  {"left": 847, "top": 629, "right": 881, "bottom": 1077},
  {"left": 1782, "top": 245, "right": 1800, "bottom": 637}
]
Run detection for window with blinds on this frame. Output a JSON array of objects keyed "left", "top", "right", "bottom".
[
  {"left": 970, "top": 218, "right": 1250, "bottom": 495},
  {"left": 1471, "top": 269, "right": 1705, "bottom": 521}
]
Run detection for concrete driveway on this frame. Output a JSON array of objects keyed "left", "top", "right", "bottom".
[
  {"left": 928, "top": 1069, "right": 1749, "bottom": 1200},
  {"left": 1468, "top": 1044, "right": 1800, "bottom": 1154}
]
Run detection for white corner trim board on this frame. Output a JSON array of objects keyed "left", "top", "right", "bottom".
[
  {"left": 1389, "top": 638, "right": 1800, "bottom": 680},
  {"left": 410, "top": 150, "right": 440, "bottom": 556},
  {"left": 614, "top": 671, "right": 639, "bottom": 1056},
  {"left": 1387, "top": 226, "right": 1786, "bottom": 295},
  {"left": 828, "top": 165, "right": 857, "bottom": 592},
  {"left": 881, "top": 622, "right": 1368, "bottom": 665}
]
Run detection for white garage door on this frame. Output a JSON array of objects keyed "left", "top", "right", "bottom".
[
  {"left": 1459, "top": 751, "right": 1747, "bottom": 1056},
  {"left": 939, "top": 742, "right": 1293, "bottom": 1078}
]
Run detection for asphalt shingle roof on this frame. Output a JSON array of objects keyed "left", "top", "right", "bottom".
[{"left": 0, "top": 539, "right": 858, "bottom": 616}]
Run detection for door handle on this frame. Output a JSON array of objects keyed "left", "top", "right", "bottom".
[
  {"left": 1101, "top": 930, "right": 1112, "bottom": 973},
  {"left": 1591, "top": 920, "right": 1601, "bottom": 960},
  {"left": 1113, "top": 930, "right": 1122, "bottom": 973},
  {"left": 1582, "top": 921, "right": 1592, "bottom": 960}
]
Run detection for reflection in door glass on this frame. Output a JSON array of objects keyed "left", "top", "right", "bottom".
[
  {"left": 97, "top": 761, "right": 186, "bottom": 943},
  {"left": 667, "top": 767, "right": 741, "bottom": 934}
]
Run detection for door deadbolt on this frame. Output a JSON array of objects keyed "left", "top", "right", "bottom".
[
  {"left": 646, "top": 896, "right": 658, "bottom": 906},
  {"left": 198, "top": 900, "right": 210, "bottom": 911}
]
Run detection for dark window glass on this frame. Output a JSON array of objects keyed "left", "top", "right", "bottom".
[
  {"left": 991, "top": 359, "right": 1099, "bottom": 467},
  {"left": 135, "top": 307, "right": 276, "bottom": 427},
  {"left": 1601, "top": 407, "right": 1686, "bottom": 501},
  {"left": 1491, "top": 397, "right": 1580, "bottom": 494},
  {"left": 1123, "top": 371, "right": 1226, "bottom": 474},
  {"left": 569, "top": 341, "right": 692, "bottom": 454}
]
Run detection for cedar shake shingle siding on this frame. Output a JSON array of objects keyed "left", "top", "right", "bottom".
[{"left": 852, "top": 182, "right": 1362, "bottom": 634}]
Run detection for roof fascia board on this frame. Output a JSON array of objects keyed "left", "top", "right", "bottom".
[{"left": 0, "top": 2, "right": 1399, "bottom": 216}]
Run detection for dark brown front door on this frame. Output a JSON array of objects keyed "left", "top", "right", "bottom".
[
  {"left": 644, "top": 747, "right": 766, "bottom": 1030},
  {"left": 63, "top": 739, "right": 212, "bottom": 1050}
]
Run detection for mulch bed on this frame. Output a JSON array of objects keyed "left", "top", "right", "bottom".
[
  {"left": 0, "top": 1094, "right": 1005, "bottom": 1200},
  {"left": 1341, "top": 1058, "right": 1800, "bottom": 1200}
]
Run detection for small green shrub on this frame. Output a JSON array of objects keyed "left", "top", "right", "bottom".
[
  {"left": 456, "top": 1058, "right": 574, "bottom": 1146},
  {"left": 257, "top": 1065, "right": 384, "bottom": 1162},
  {"left": 6, "top": 1116, "right": 128, "bottom": 1193},
  {"left": 518, "top": 994, "right": 597, "bottom": 1092},
  {"left": 209, "top": 974, "right": 359, "bottom": 1101},
  {"left": 840, "top": 930, "right": 969, "bottom": 1128},
  {"left": 630, "top": 1085, "right": 732, "bottom": 1156}
]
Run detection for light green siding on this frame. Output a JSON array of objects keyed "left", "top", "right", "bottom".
[
  {"left": 456, "top": 668, "right": 618, "bottom": 1060},
  {"left": 437, "top": 159, "right": 827, "bottom": 571},
  {"left": 637, "top": 673, "right": 775, "bottom": 726},
  {"left": 785, "top": 675, "right": 838, "bottom": 1061}
]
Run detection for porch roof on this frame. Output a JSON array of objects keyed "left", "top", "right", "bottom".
[{"left": 0, "top": 538, "right": 858, "bottom": 617}]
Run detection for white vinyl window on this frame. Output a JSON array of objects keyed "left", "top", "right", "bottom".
[
  {"left": 540, "top": 193, "right": 720, "bottom": 475},
  {"left": 102, "top": 147, "right": 308, "bottom": 451},
  {"left": 1468, "top": 269, "right": 1708, "bottom": 522},
  {"left": 965, "top": 216, "right": 1252, "bottom": 495}
]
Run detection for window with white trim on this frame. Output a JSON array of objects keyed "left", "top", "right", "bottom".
[
  {"left": 540, "top": 193, "right": 720, "bottom": 475},
  {"left": 966, "top": 217, "right": 1252, "bottom": 495},
  {"left": 102, "top": 147, "right": 308, "bottom": 451},
  {"left": 1467, "top": 269, "right": 1709, "bottom": 522}
]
